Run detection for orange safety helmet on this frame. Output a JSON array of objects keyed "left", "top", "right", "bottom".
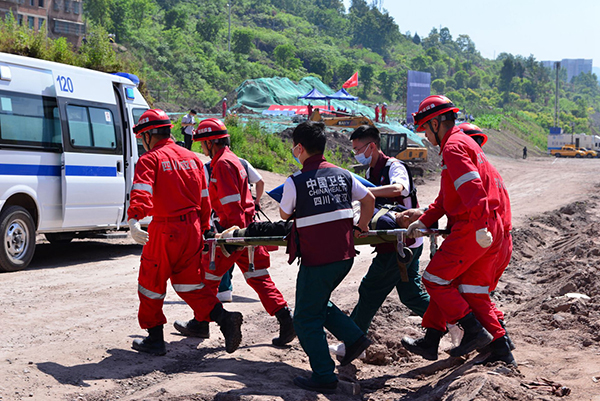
[
  {"left": 193, "top": 118, "right": 229, "bottom": 142},
  {"left": 458, "top": 122, "right": 488, "bottom": 146},
  {"left": 412, "top": 95, "right": 459, "bottom": 132},
  {"left": 133, "top": 109, "right": 173, "bottom": 138}
]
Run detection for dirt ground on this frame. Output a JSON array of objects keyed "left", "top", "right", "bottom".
[{"left": 2, "top": 155, "right": 600, "bottom": 401}]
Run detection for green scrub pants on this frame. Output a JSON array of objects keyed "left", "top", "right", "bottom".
[
  {"left": 293, "top": 258, "right": 365, "bottom": 384},
  {"left": 350, "top": 245, "right": 430, "bottom": 333}
]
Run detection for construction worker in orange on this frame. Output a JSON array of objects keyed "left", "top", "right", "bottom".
[
  {"left": 401, "top": 95, "right": 516, "bottom": 366},
  {"left": 222, "top": 97, "right": 227, "bottom": 118},
  {"left": 381, "top": 102, "right": 388, "bottom": 123},
  {"left": 127, "top": 109, "right": 242, "bottom": 356},
  {"left": 374, "top": 103, "right": 380, "bottom": 123},
  {"left": 174, "top": 118, "right": 295, "bottom": 349}
]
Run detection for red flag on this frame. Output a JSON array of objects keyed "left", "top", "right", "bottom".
[{"left": 342, "top": 72, "right": 358, "bottom": 88}]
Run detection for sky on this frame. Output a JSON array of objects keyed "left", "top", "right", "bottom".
[{"left": 342, "top": 0, "right": 600, "bottom": 67}]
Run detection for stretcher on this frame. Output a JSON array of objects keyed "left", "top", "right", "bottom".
[{"left": 205, "top": 228, "right": 449, "bottom": 272}]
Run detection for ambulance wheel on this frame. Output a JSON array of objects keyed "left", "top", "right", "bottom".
[
  {"left": 555, "top": 153, "right": 561, "bottom": 157},
  {"left": 45, "top": 233, "right": 74, "bottom": 244},
  {"left": 576, "top": 154, "right": 582, "bottom": 158},
  {"left": 0, "top": 206, "right": 36, "bottom": 272}
]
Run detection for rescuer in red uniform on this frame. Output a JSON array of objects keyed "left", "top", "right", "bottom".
[
  {"left": 401, "top": 96, "right": 516, "bottom": 366},
  {"left": 127, "top": 109, "right": 243, "bottom": 355},
  {"left": 173, "top": 118, "right": 295, "bottom": 347},
  {"left": 458, "top": 122, "right": 516, "bottom": 354}
]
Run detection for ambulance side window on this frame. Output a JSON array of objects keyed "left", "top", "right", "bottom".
[
  {"left": 132, "top": 107, "right": 148, "bottom": 156},
  {"left": 0, "top": 90, "right": 61, "bottom": 149},
  {"left": 66, "top": 104, "right": 119, "bottom": 152}
]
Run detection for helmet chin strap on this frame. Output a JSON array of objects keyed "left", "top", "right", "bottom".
[
  {"left": 142, "top": 132, "right": 151, "bottom": 150},
  {"left": 428, "top": 118, "right": 442, "bottom": 146}
]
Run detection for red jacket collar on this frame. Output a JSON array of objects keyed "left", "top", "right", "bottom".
[
  {"left": 151, "top": 137, "right": 174, "bottom": 150},
  {"left": 440, "top": 126, "right": 462, "bottom": 152},
  {"left": 301, "top": 154, "right": 327, "bottom": 172},
  {"left": 211, "top": 146, "right": 230, "bottom": 164}
]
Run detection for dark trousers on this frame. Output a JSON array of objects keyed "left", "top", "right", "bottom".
[
  {"left": 350, "top": 245, "right": 430, "bottom": 333},
  {"left": 184, "top": 134, "right": 192, "bottom": 150},
  {"left": 294, "top": 258, "right": 364, "bottom": 384}
]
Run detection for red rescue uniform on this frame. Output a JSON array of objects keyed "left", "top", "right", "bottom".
[
  {"left": 195, "top": 146, "right": 287, "bottom": 321},
  {"left": 419, "top": 127, "right": 508, "bottom": 340},
  {"left": 128, "top": 138, "right": 211, "bottom": 329}
]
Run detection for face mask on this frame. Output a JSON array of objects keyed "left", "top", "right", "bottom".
[
  {"left": 354, "top": 144, "right": 372, "bottom": 165},
  {"left": 292, "top": 144, "right": 301, "bottom": 164}
]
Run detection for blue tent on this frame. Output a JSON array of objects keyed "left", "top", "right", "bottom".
[
  {"left": 297, "top": 88, "right": 328, "bottom": 100},
  {"left": 327, "top": 88, "right": 358, "bottom": 101}
]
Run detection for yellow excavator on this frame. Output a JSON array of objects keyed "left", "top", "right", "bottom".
[
  {"left": 309, "top": 108, "right": 374, "bottom": 128},
  {"left": 379, "top": 132, "right": 428, "bottom": 176}
]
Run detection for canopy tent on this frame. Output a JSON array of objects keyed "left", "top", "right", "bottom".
[
  {"left": 326, "top": 88, "right": 358, "bottom": 101},
  {"left": 297, "top": 88, "right": 328, "bottom": 100}
]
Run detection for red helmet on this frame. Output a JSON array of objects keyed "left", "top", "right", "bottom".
[
  {"left": 194, "top": 118, "right": 229, "bottom": 142},
  {"left": 458, "top": 122, "right": 488, "bottom": 146},
  {"left": 133, "top": 109, "right": 173, "bottom": 138},
  {"left": 412, "top": 95, "right": 459, "bottom": 132}
]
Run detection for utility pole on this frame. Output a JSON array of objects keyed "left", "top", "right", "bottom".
[
  {"left": 227, "top": 2, "right": 231, "bottom": 52},
  {"left": 555, "top": 61, "right": 560, "bottom": 129}
]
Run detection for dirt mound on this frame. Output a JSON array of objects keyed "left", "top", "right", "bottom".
[{"left": 505, "top": 199, "right": 600, "bottom": 351}]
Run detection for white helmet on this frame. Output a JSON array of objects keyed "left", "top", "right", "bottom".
[
  {"left": 223, "top": 97, "right": 227, "bottom": 101},
  {"left": 383, "top": 102, "right": 387, "bottom": 106}
]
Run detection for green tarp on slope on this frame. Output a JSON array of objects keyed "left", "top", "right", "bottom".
[
  {"left": 234, "top": 76, "right": 424, "bottom": 146},
  {"left": 235, "top": 76, "right": 375, "bottom": 118}
]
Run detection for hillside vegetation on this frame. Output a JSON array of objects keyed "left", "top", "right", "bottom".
[{"left": 2, "top": 0, "right": 600, "bottom": 155}]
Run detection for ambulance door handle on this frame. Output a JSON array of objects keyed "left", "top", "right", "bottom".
[{"left": 117, "top": 161, "right": 122, "bottom": 173}]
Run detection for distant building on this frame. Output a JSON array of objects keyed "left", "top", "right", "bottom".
[
  {"left": 0, "top": 0, "right": 85, "bottom": 46},
  {"left": 548, "top": 132, "right": 600, "bottom": 151},
  {"left": 542, "top": 59, "right": 593, "bottom": 82}
]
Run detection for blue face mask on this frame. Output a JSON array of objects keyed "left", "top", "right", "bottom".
[
  {"left": 354, "top": 143, "right": 373, "bottom": 165},
  {"left": 292, "top": 144, "right": 301, "bottom": 164}
]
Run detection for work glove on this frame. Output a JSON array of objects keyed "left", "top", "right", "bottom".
[
  {"left": 475, "top": 228, "right": 493, "bottom": 248},
  {"left": 218, "top": 225, "right": 241, "bottom": 258},
  {"left": 128, "top": 219, "right": 148, "bottom": 245},
  {"left": 406, "top": 219, "right": 427, "bottom": 238}
]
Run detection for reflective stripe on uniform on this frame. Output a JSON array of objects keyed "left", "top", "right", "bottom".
[
  {"left": 173, "top": 283, "right": 205, "bottom": 292},
  {"left": 244, "top": 269, "right": 270, "bottom": 279},
  {"left": 220, "top": 193, "right": 241, "bottom": 205},
  {"left": 204, "top": 273, "right": 222, "bottom": 281},
  {"left": 201, "top": 189, "right": 209, "bottom": 197},
  {"left": 138, "top": 284, "right": 165, "bottom": 299},
  {"left": 454, "top": 171, "right": 480, "bottom": 190},
  {"left": 210, "top": 178, "right": 217, "bottom": 183},
  {"left": 132, "top": 183, "right": 153, "bottom": 194},
  {"left": 442, "top": 165, "right": 447, "bottom": 170},
  {"left": 458, "top": 284, "right": 489, "bottom": 294},
  {"left": 296, "top": 209, "right": 354, "bottom": 228},
  {"left": 422, "top": 271, "right": 452, "bottom": 286}
]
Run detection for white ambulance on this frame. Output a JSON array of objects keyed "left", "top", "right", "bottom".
[{"left": 0, "top": 52, "right": 150, "bottom": 272}]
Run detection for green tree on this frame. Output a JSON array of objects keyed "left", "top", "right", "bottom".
[
  {"left": 84, "top": 0, "right": 114, "bottom": 28},
  {"left": 164, "top": 7, "right": 187, "bottom": 30},
  {"left": 232, "top": 29, "right": 255, "bottom": 54},
  {"left": 467, "top": 74, "right": 481, "bottom": 89},
  {"left": 454, "top": 70, "right": 469, "bottom": 89},
  {"left": 432, "top": 79, "right": 446, "bottom": 94},
  {"left": 439, "top": 27, "right": 452, "bottom": 44},
  {"left": 412, "top": 33, "right": 420, "bottom": 45},
  {"left": 197, "top": 15, "right": 224, "bottom": 43},
  {"left": 359, "top": 64, "right": 374, "bottom": 96},
  {"left": 274, "top": 44, "right": 293, "bottom": 66}
]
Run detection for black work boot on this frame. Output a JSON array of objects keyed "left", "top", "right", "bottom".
[
  {"left": 478, "top": 319, "right": 515, "bottom": 354},
  {"left": 340, "top": 335, "right": 372, "bottom": 366},
  {"left": 475, "top": 335, "right": 517, "bottom": 367},
  {"left": 173, "top": 318, "right": 210, "bottom": 338},
  {"left": 449, "top": 313, "right": 493, "bottom": 357},
  {"left": 272, "top": 307, "right": 296, "bottom": 346},
  {"left": 401, "top": 328, "right": 445, "bottom": 361},
  {"left": 500, "top": 319, "right": 516, "bottom": 350},
  {"left": 132, "top": 325, "right": 167, "bottom": 356},
  {"left": 210, "top": 303, "right": 243, "bottom": 353}
]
